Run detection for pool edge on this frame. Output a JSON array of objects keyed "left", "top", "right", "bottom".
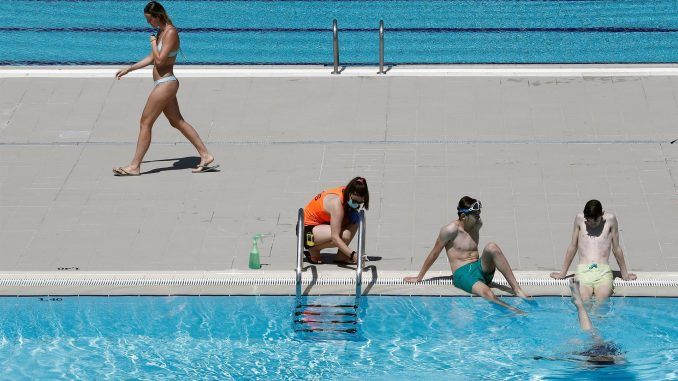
[
  {"left": 1, "top": 64, "right": 678, "bottom": 78},
  {"left": 0, "top": 270, "right": 676, "bottom": 297}
]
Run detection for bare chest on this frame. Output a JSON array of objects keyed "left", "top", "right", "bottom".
[{"left": 577, "top": 223, "right": 612, "bottom": 251}]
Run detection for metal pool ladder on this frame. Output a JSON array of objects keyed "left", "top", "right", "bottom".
[
  {"left": 331, "top": 19, "right": 387, "bottom": 75},
  {"left": 293, "top": 208, "right": 366, "bottom": 333}
]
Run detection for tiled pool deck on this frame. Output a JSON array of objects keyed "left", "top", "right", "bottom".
[{"left": 0, "top": 65, "right": 676, "bottom": 295}]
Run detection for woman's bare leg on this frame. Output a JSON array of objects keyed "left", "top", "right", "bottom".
[
  {"left": 114, "top": 82, "right": 177, "bottom": 174},
  {"left": 163, "top": 95, "right": 214, "bottom": 171},
  {"left": 308, "top": 224, "right": 358, "bottom": 262}
]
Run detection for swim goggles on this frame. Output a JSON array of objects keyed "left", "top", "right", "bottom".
[{"left": 458, "top": 200, "right": 482, "bottom": 214}]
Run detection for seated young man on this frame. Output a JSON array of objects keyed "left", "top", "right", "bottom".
[
  {"left": 404, "top": 196, "right": 529, "bottom": 314},
  {"left": 551, "top": 199, "right": 636, "bottom": 301}
]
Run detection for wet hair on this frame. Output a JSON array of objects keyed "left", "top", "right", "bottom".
[
  {"left": 457, "top": 196, "right": 477, "bottom": 218},
  {"left": 344, "top": 176, "right": 369, "bottom": 209},
  {"left": 583, "top": 199, "right": 603, "bottom": 219},
  {"left": 144, "top": 1, "right": 173, "bottom": 25},
  {"left": 580, "top": 341, "right": 621, "bottom": 365}
]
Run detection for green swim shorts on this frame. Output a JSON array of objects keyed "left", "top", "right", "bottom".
[{"left": 453, "top": 261, "right": 494, "bottom": 294}]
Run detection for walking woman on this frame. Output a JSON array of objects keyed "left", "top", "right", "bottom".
[
  {"left": 301, "top": 177, "right": 369, "bottom": 264},
  {"left": 113, "top": 1, "right": 217, "bottom": 176}
]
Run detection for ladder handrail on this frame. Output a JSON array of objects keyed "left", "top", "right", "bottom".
[
  {"left": 295, "top": 208, "right": 304, "bottom": 298},
  {"left": 295, "top": 208, "right": 365, "bottom": 286},
  {"left": 378, "top": 20, "right": 385, "bottom": 74},
  {"left": 355, "top": 210, "right": 365, "bottom": 298},
  {"left": 331, "top": 19, "right": 386, "bottom": 74},
  {"left": 332, "top": 19, "right": 340, "bottom": 74},
  {"left": 294, "top": 208, "right": 366, "bottom": 333}
]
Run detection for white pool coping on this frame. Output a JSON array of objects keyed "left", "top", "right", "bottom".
[
  {"left": 1, "top": 64, "right": 678, "bottom": 78},
  {"left": 0, "top": 271, "right": 676, "bottom": 297}
]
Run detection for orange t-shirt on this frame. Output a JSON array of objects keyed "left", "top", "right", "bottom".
[{"left": 303, "top": 186, "right": 345, "bottom": 226}]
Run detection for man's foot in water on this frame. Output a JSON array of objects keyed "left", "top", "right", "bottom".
[{"left": 516, "top": 288, "right": 531, "bottom": 299}]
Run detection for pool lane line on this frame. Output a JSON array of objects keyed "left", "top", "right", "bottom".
[{"left": 2, "top": 65, "right": 678, "bottom": 78}]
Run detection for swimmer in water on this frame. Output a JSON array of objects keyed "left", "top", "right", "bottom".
[{"left": 535, "top": 279, "right": 624, "bottom": 365}]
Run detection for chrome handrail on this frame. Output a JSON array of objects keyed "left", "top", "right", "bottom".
[
  {"left": 378, "top": 20, "right": 385, "bottom": 74},
  {"left": 295, "top": 207, "right": 365, "bottom": 304},
  {"left": 295, "top": 208, "right": 304, "bottom": 298},
  {"left": 355, "top": 210, "right": 366, "bottom": 299},
  {"left": 332, "top": 19, "right": 340, "bottom": 74}
]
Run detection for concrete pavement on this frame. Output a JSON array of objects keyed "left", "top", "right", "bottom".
[{"left": 1, "top": 66, "right": 677, "bottom": 294}]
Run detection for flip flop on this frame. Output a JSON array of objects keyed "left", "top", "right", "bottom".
[
  {"left": 113, "top": 167, "right": 140, "bottom": 176},
  {"left": 303, "top": 250, "right": 323, "bottom": 264},
  {"left": 193, "top": 163, "right": 220, "bottom": 173}
]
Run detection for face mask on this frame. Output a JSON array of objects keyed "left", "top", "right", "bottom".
[{"left": 348, "top": 199, "right": 362, "bottom": 209}]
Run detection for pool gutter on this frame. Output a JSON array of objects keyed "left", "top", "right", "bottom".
[{"left": 0, "top": 270, "right": 676, "bottom": 297}]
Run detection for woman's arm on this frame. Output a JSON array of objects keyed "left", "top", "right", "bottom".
[
  {"left": 324, "top": 196, "right": 354, "bottom": 257},
  {"left": 152, "top": 28, "right": 177, "bottom": 67},
  {"left": 116, "top": 53, "right": 153, "bottom": 79}
]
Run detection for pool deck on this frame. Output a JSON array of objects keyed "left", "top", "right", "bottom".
[{"left": 1, "top": 65, "right": 677, "bottom": 296}]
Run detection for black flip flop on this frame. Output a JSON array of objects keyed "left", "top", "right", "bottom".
[
  {"left": 113, "top": 167, "right": 140, "bottom": 176},
  {"left": 193, "top": 164, "right": 220, "bottom": 173}
]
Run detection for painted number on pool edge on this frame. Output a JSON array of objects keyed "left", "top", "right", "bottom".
[
  {"left": 57, "top": 267, "right": 79, "bottom": 270},
  {"left": 37, "top": 297, "right": 63, "bottom": 302}
]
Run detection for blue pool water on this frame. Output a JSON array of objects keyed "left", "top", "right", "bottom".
[
  {"left": 1, "top": 0, "right": 677, "bottom": 65},
  {"left": 0, "top": 295, "right": 675, "bottom": 380}
]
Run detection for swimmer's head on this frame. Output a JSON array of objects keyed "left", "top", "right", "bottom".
[
  {"left": 457, "top": 196, "right": 482, "bottom": 227},
  {"left": 344, "top": 177, "right": 369, "bottom": 210},
  {"left": 583, "top": 199, "right": 603, "bottom": 228},
  {"left": 580, "top": 341, "right": 622, "bottom": 365},
  {"left": 144, "top": 1, "right": 173, "bottom": 27},
  {"left": 586, "top": 355, "right": 616, "bottom": 365}
]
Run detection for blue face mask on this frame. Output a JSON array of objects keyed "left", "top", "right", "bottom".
[{"left": 348, "top": 199, "right": 362, "bottom": 209}]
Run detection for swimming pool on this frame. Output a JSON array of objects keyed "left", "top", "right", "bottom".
[
  {"left": 1, "top": 0, "right": 677, "bottom": 65},
  {"left": 1, "top": 295, "right": 675, "bottom": 379}
]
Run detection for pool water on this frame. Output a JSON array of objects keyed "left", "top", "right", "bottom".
[
  {"left": 1, "top": 0, "right": 677, "bottom": 65},
  {"left": 0, "top": 295, "right": 675, "bottom": 380}
]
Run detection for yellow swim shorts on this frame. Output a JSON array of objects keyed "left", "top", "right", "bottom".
[{"left": 576, "top": 263, "right": 614, "bottom": 289}]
